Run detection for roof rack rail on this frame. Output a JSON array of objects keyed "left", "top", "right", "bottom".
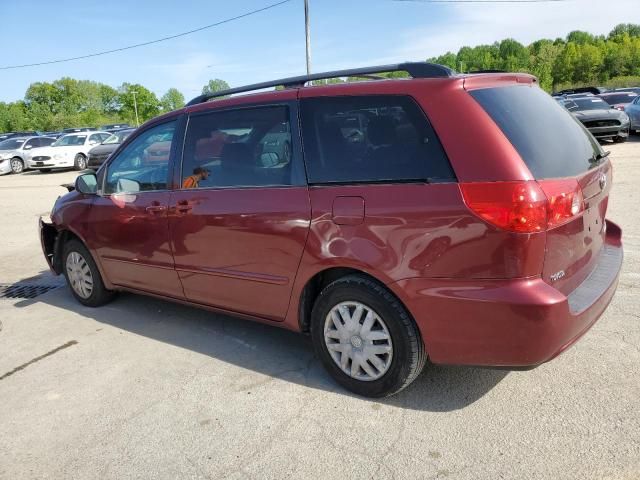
[{"left": 185, "top": 62, "right": 455, "bottom": 106}]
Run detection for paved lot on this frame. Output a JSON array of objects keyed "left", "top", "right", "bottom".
[{"left": 0, "top": 141, "right": 639, "bottom": 480}]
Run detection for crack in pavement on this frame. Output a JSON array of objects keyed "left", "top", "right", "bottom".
[{"left": 0, "top": 340, "right": 78, "bottom": 381}]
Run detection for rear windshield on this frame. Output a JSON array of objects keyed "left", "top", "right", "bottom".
[{"left": 470, "top": 86, "right": 603, "bottom": 179}]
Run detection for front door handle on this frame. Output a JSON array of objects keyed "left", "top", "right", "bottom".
[{"left": 146, "top": 205, "right": 167, "bottom": 214}]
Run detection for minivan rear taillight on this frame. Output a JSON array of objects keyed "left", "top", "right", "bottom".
[{"left": 460, "top": 180, "right": 584, "bottom": 233}]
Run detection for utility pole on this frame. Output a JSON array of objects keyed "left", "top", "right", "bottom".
[
  {"left": 131, "top": 90, "right": 140, "bottom": 127},
  {"left": 304, "top": 0, "right": 311, "bottom": 75}
]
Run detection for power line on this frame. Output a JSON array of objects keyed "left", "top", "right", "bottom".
[{"left": 0, "top": 0, "right": 292, "bottom": 70}]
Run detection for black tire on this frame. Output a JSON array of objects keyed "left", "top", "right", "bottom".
[
  {"left": 10, "top": 157, "right": 24, "bottom": 174},
  {"left": 310, "top": 275, "right": 427, "bottom": 397},
  {"left": 74, "top": 153, "right": 87, "bottom": 170},
  {"left": 613, "top": 135, "right": 628, "bottom": 143},
  {"left": 62, "top": 239, "right": 116, "bottom": 307},
  {"left": 39, "top": 169, "right": 52, "bottom": 173}
]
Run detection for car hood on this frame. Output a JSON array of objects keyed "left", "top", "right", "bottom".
[
  {"left": 89, "top": 143, "right": 119, "bottom": 155},
  {"left": 573, "top": 109, "right": 627, "bottom": 121}
]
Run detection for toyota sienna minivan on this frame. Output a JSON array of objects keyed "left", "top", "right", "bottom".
[{"left": 40, "top": 63, "right": 623, "bottom": 397}]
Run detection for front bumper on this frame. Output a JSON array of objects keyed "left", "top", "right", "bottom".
[
  {"left": 393, "top": 220, "right": 623, "bottom": 367},
  {"left": 28, "top": 157, "right": 74, "bottom": 169},
  {"left": 587, "top": 124, "right": 629, "bottom": 139},
  {"left": 39, "top": 218, "right": 59, "bottom": 274}
]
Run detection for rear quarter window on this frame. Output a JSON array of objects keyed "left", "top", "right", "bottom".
[
  {"left": 470, "top": 86, "right": 603, "bottom": 179},
  {"left": 300, "top": 95, "right": 455, "bottom": 184}
]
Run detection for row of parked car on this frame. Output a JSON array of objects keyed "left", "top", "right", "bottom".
[
  {"left": 0, "top": 125, "right": 135, "bottom": 175},
  {"left": 553, "top": 87, "right": 640, "bottom": 142}
]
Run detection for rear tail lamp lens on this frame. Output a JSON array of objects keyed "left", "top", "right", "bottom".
[
  {"left": 538, "top": 179, "right": 584, "bottom": 228},
  {"left": 460, "top": 181, "right": 547, "bottom": 233},
  {"left": 461, "top": 180, "right": 584, "bottom": 233}
]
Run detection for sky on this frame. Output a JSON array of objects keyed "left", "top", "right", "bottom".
[{"left": 0, "top": 0, "right": 638, "bottom": 103}]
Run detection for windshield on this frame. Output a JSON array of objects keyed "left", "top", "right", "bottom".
[
  {"left": 103, "top": 129, "right": 134, "bottom": 145},
  {"left": 572, "top": 98, "right": 611, "bottom": 111},
  {"left": 600, "top": 93, "right": 638, "bottom": 105},
  {"left": 0, "top": 138, "right": 25, "bottom": 150},
  {"left": 53, "top": 135, "right": 87, "bottom": 147}
]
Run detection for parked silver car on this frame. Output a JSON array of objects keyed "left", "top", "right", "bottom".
[
  {"left": 625, "top": 95, "right": 640, "bottom": 133},
  {"left": 0, "top": 136, "right": 57, "bottom": 174}
]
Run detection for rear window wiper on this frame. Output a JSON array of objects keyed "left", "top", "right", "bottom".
[{"left": 591, "top": 150, "right": 611, "bottom": 164}]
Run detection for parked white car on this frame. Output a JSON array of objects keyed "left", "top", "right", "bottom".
[
  {"left": 0, "top": 136, "right": 57, "bottom": 174},
  {"left": 28, "top": 131, "right": 111, "bottom": 172}
]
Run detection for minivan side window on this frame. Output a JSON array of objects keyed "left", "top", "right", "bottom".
[
  {"left": 104, "top": 121, "right": 176, "bottom": 194},
  {"left": 181, "top": 106, "right": 297, "bottom": 189},
  {"left": 300, "top": 95, "right": 455, "bottom": 184}
]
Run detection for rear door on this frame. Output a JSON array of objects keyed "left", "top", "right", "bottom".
[
  {"left": 470, "top": 85, "right": 611, "bottom": 294},
  {"left": 168, "top": 102, "right": 310, "bottom": 320}
]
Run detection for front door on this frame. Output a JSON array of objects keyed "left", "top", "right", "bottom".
[
  {"left": 169, "top": 102, "right": 310, "bottom": 320},
  {"left": 89, "top": 120, "right": 184, "bottom": 298}
]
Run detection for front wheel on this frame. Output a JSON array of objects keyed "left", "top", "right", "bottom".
[
  {"left": 311, "top": 275, "right": 426, "bottom": 397},
  {"left": 63, "top": 239, "right": 116, "bottom": 307},
  {"left": 74, "top": 153, "right": 87, "bottom": 170},
  {"left": 10, "top": 157, "right": 24, "bottom": 174}
]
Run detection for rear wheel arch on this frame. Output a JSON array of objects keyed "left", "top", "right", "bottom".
[{"left": 297, "top": 267, "right": 413, "bottom": 334}]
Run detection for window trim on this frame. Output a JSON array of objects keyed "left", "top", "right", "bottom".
[
  {"left": 175, "top": 101, "right": 306, "bottom": 191},
  {"left": 299, "top": 94, "right": 456, "bottom": 186},
  {"left": 99, "top": 117, "right": 183, "bottom": 196}
]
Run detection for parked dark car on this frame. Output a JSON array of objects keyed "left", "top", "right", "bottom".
[
  {"left": 624, "top": 95, "right": 640, "bottom": 133},
  {"left": 598, "top": 91, "right": 639, "bottom": 111},
  {"left": 561, "top": 96, "right": 630, "bottom": 142},
  {"left": 61, "top": 127, "right": 97, "bottom": 134},
  {"left": 87, "top": 128, "right": 136, "bottom": 170},
  {"left": 40, "top": 63, "right": 623, "bottom": 398},
  {"left": 0, "top": 131, "right": 38, "bottom": 141},
  {"left": 99, "top": 123, "right": 131, "bottom": 132},
  {"left": 613, "top": 87, "right": 640, "bottom": 95},
  {"left": 555, "top": 86, "right": 607, "bottom": 96}
]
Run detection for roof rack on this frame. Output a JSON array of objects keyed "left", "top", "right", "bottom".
[{"left": 186, "top": 62, "right": 455, "bottom": 106}]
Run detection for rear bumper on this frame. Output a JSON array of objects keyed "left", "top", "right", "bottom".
[{"left": 393, "top": 220, "right": 623, "bottom": 367}]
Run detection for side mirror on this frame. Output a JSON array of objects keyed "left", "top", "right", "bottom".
[
  {"left": 24, "top": 144, "right": 32, "bottom": 150},
  {"left": 116, "top": 178, "right": 140, "bottom": 193},
  {"left": 75, "top": 172, "right": 98, "bottom": 195}
]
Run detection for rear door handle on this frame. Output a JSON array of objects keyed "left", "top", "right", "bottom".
[{"left": 146, "top": 205, "right": 167, "bottom": 214}]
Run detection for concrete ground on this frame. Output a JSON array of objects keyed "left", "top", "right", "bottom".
[{"left": 0, "top": 140, "right": 638, "bottom": 480}]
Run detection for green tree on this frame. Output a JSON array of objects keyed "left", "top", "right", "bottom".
[
  {"left": 160, "top": 88, "right": 185, "bottom": 112},
  {"left": 118, "top": 83, "right": 160, "bottom": 125},
  {"left": 202, "top": 78, "right": 230, "bottom": 97}
]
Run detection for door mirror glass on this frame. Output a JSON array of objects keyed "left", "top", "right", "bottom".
[{"left": 75, "top": 172, "right": 98, "bottom": 195}]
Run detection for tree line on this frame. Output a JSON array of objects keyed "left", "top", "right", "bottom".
[
  {"left": 0, "top": 78, "right": 230, "bottom": 133},
  {"left": 428, "top": 23, "right": 640, "bottom": 91},
  {"left": 1, "top": 23, "right": 638, "bottom": 133}
]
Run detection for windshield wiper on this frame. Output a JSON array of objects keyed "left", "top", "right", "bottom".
[{"left": 591, "top": 150, "right": 611, "bottom": 164}]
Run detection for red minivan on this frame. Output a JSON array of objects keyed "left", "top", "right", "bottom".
[{"left": 40, "top": 63, "right": 623, "bottom": 397}]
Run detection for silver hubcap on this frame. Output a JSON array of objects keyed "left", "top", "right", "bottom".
[
  {"left": 11, "top": 159, "right": 22, "bottom": 173},
  {"left": 65, "top": 251, "right": 93, "bottom": 299},
  {"left": 77, "top": 156, "right": 86, "bottom": 169},
  {"left": 324, "top": 301, "right": 393, "bottom": 381}
]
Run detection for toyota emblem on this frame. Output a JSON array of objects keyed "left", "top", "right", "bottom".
[{"left": 599, "top": 173, "right": 607, "bottom": 190}]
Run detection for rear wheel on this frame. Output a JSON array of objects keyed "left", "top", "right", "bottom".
[
  {"left": 62, "top": 239, "right": 115, "bottom": 307},
  {"left": 10, "top": 157, "right": 24, "bottom": 174},
  {"left": 74, "top": 153, "right": 87, "bottom": 170},
  {"left": 310, "top": 275, "right": 426, "bottom": 397}
]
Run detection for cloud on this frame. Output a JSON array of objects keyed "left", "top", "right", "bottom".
[{"left": 394, "top": 0, "right": 639, "bottom": 60}]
